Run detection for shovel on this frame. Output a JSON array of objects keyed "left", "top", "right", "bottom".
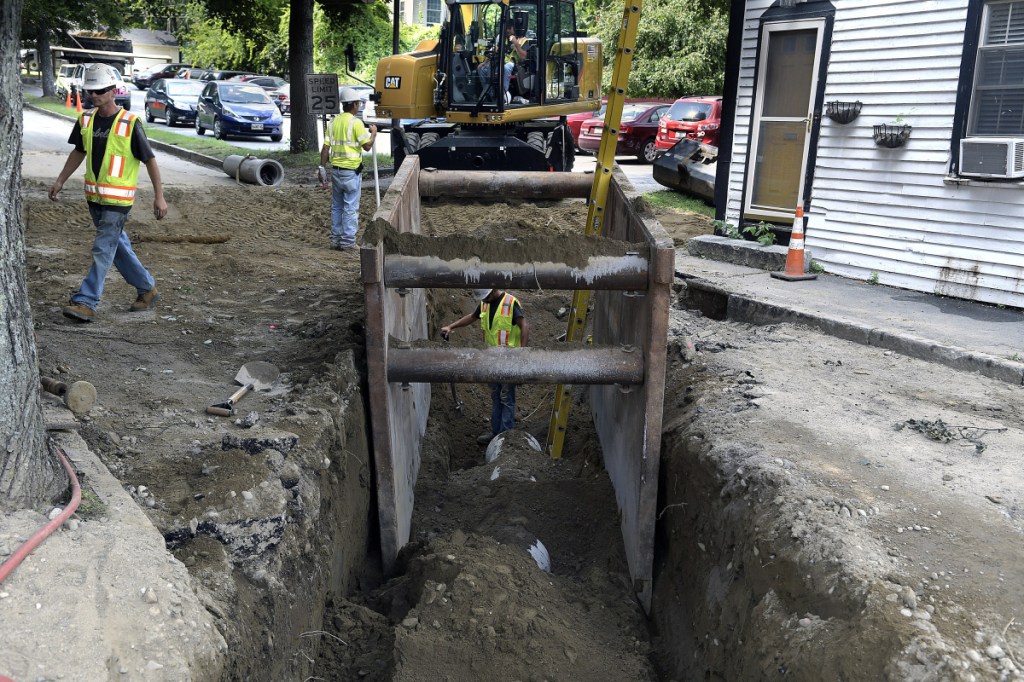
[{"left": 206, "top": 361, "right": 280, "bottom": 417}]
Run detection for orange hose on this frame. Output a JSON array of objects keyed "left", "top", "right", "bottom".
[{"left": 0, "top": 442, "right": 81, "bottom": 584}]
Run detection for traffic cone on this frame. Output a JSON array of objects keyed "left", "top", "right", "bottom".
[
  {"left": 64, "top": 89, "right": 72, "bottom": 108},
  {"left": 771, "top": 205, "right": 817, "bottom": 281},
  {"left": 75, "top": 90, "right": 83, "bottom": 113}
]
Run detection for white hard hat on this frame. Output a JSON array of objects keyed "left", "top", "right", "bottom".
[
  {"left": 472, "top": 288, "right": 493, "bottom": 300},
  {"left": 82, "top": 63, "right": 119, "bottom": 91},
  {"left": 339, "top": 86, "right": 363, "bottom": 103}
]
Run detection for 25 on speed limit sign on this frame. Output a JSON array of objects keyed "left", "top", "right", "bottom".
[{"left": 305, "top": 73, "right": 340, "bottom": 115}]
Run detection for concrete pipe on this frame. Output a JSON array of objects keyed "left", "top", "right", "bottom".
[{"left": 223, "top": 155, "right": 284, "bottom": 187}]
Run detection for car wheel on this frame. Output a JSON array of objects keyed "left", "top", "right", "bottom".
[
  {"left": 214, "top": 118, "right": 226, "bottom": 140},
  {"left": 145, "top": 106, "right": 154, "bottom": 123},
  {"left": 123, "top": 101, "right": 131, "bottom": 111},
  {"left": 638, "top": 138, "right": 658, "bottom": 163},
  {"left": 270, "top": 133, "right": 283, "bottom": 142},
  {"left": 166, "top": 111, "right": 175, "bottom": 127},
  {"left": 195, "top": 117, "right": 205, "bottom": 136}
]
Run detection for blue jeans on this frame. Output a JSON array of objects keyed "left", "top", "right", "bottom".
[
  {"left": 490, "top": 383, "right": 516, "bottom": 437},
  {"left": 330, "top": 168, "right": 361, "bottom": 246},
  {"left": 479, "top": 62, "right": 514, "bottom": 97},
  {"left": 72, "top": 203, "right": 155, "bottom": 310}
]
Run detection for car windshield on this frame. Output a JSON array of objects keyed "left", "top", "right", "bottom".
[
  {"left": 664, "top": 101, "right": 714, "bottom": 122},
  {"left": 168, "top": 81, "right": 205, "bottom": 96},
  {"left": 221, "top": 85, "right": 271, "bottom": 104}
]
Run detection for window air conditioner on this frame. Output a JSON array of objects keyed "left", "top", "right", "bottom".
[{"left": 959, "top": 137, "right": 1024, "bottom": 179}]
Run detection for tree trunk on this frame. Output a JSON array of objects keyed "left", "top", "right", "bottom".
[
  {"left": 36, "top": 24, "right": 54, "bottom": 97},
  {"left": 0, "top": 0, "right": 64, "bottom": 511},
  {"left": 289, "top": 0, "right": 318, "bottom": 153}
]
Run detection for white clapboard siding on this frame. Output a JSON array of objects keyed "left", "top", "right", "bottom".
[{"left": 726, "top": 0, "right": 1024, "bottom": 307}]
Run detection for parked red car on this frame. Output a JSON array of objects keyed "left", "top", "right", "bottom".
[
  {"left": 566, "top": 97, "right": 674, "bottom": 151},
  {"left": 566, "top": 102, "right": 605, "bottom": 150},
  {"left": 656, "top": 95, "right": 723, "bottom": 151},
  {"left": 577, "top": 101, "right": 671, "bottom": 163}
]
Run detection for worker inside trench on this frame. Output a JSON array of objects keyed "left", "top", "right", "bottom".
[{"left": 313, "top": 284, "right": 665, "bottom": 679}]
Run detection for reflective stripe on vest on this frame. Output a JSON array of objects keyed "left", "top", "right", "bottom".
[
  {"left": 329, "top": 113, "right": 366, "bottom": 170},
  {"left": 480, "top": 293, "right": 521, "bottom": 347},
  {"left": 81, "top": 108, "right": 140, "bottom": 207}
]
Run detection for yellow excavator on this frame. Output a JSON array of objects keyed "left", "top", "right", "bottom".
[{"left": 374, "top": 0, "right": 602, "bottom": 171}]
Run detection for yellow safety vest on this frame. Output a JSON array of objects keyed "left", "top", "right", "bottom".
[
  {"left": 80, "top": 108, "right": 140, "bottom": 207},
  {"left": 328, "top": 112, "right": 369, "bottom": 170},
  {"left": 480, "top": 293, "right": 521, "bottom": 347}
]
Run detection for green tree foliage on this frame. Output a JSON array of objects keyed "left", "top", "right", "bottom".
[
  {"left": 22, "top": 0, "right": 129, "bottom": 41},
  {"left": 176, "top": 0, "right": 290, "bottom": 75},
  {"left": 314, "top": 3, "right": 436, "bottom": 82},
  {"left": 592, "top": 0, "right": 728, "bottom": 98}
]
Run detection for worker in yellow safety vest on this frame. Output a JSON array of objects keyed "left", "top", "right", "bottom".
[
  {"left": 49, "top": 62, "right": 167, "bottom": 323},
  {"left": 441, "top": 288, "right": 531, "bottom": 445},
  {"left": 319, "top": 87, "right": 377, "bottom": 251}
]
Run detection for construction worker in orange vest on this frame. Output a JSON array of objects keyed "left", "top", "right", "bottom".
[
  {"left": 48, "top": 63, "right": 167, "bottom": 323},
  {"left": 441, "top": 288, "right": 530, "bottom": 445}
]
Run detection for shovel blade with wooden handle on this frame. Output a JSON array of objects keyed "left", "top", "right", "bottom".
[{"left": 206, "top": 361, "right": 279, "bottom": 417}]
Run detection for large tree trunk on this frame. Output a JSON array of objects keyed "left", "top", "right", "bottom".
[
  {"left": 0, "top": 0, "right": 64, "bottom": 511},
  {"left": 36, "top": 24, "right": 54, "bottom": 97},
  {"left": 289, "top": 0, "right": 318, "bottom": 153}
]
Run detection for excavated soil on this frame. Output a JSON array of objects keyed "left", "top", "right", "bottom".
[{"left": 9, "top": 165, "right": 1023, "bottom": 682}]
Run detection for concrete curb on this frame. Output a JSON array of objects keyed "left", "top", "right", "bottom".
[{"left": 683, "top": 277, "right": 1024, "bottom": 386}]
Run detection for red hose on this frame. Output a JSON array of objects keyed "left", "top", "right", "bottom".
[{"left": 0, "top": 441, "right": 81, "bottom": 585}]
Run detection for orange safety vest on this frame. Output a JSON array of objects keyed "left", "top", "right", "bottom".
[
  {"left": 480, "top": 293, "right": 521, "bottom": 347},
  {"left": 80, "top": 108, "right": 140, "bottom": 207}
]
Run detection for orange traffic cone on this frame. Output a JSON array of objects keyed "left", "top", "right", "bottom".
[
  {"left": 771, "top": 205, "right": 817, "bottom": 281},
  {"left": 75, "top": 90, "right": 83, "bottom": 113},
  {"left": 64, "top": 89, "right": 72, "bottom": 108}
]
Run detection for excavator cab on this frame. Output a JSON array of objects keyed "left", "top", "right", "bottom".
[{"left": 375, "top": 0, "right": 601, "bottom": 171}]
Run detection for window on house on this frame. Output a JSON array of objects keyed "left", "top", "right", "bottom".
[
  {"left": 426, "top": 0, "right": 441, "bottom": 25},
  {"left": 969, "top": 0, "right": 1024, "bottom": 136}
]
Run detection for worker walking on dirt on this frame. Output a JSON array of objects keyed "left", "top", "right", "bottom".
[
  {"left": 320, "top": 87, "right": 377, "bottom": 251},
  {"left": 48, "top": 63, "right": 167, "bottom": 324},
  {"left": 441, "top": 288, "right": 530, "bottom": 445}
]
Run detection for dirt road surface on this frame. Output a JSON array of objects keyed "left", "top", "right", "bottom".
[{"left": 2, "top": 114, "right": 1022, "bottom": 681}]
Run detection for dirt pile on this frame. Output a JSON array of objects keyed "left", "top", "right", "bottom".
[{"left": 652, "top": 304, "right": 1024, "bottom": 680}]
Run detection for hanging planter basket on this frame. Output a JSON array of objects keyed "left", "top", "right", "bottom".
[
  {"left": 873, "top": 123, "right": 912, "bottom": 148},
  {"left": 825, "top": 100, "right": 862, "bottom": 124}
]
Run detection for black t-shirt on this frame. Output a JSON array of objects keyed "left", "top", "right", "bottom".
[{"left": 69, "top": 109, "right": 155, "bottom": 212}]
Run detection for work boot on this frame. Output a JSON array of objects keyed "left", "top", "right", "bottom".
[
  {"left": 477, "top": 432, "right": 494, "bottom": 445},
  {"left": 62, "top": 302, "right": 95, "bottom": 323},
  {"left": 130, "top": 287, "right": 160, "bottom": 312}
]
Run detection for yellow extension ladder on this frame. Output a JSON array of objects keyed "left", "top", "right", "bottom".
[{"left": 546, "top": 0, "right": 643, "bottom": 458}]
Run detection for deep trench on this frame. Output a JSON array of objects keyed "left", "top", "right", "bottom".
[
  {"left": 301, "top": 285, "right": 911, "bottom": 681},
  {"left": 291, "top": 289, "right": 835, "bottom": 681}
]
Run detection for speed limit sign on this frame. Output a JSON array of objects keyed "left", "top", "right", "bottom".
[{"left": 305, "top": 73, "right": 340, "bottom": 115}]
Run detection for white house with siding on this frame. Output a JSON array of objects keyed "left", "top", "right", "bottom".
[{"left": 717, "top": 0, "right": 1024, "bottom": 307}]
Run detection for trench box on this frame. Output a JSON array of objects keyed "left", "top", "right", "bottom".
[{"left": 360, "top": 156, "right": 673, "bottom": 610}]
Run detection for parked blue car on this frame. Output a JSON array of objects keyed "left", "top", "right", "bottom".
[{"left": 195, "top": 81, "right": 283, "bottom": 142}]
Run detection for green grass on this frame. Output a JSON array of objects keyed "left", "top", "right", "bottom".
[
  {"left": 26, "top": 95, "right": 393, "bottom": 168},
  {"left": 643, "top": 190, "right": 715, "bottom": 218}
]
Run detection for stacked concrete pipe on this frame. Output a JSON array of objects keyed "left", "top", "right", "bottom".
[{"left": 223, "top": 155, "right": 284, "bottom": 187}]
